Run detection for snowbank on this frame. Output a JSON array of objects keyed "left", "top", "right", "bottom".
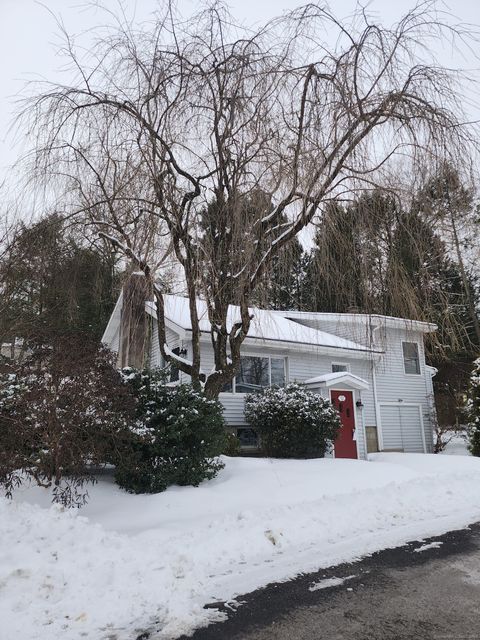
[
  {"left": 2, "top": 454, "right": 480, "bottom": 639},
  {"left": 439, "top": 430, "right": 470, "bottom": 456}
]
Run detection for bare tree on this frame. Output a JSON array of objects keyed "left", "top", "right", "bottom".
[{"left": 20, "top": 1, "right": 478, "bottom": 397}]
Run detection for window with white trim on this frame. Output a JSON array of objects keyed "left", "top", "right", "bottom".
[
  {"left": 402, "top": 341, "right": 420, "bottom": 375},
  {"left": 222, "top": 356, "right": 286, "bottom": 393}
]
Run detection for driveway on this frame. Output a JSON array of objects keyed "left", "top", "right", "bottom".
[{"left": 180, "top": 523, "right": 480, "bottom": 640}]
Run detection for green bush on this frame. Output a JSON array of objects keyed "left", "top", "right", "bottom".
[
  {"left": 223, "top": 431, "right": 241, "bottom": 456},
  {"left": 467, "top": 358, "right": 480, "bottom": 456},
  {"left": 116, "top": 370, "right": 226, "bottom": 493},
  {"left": 244, "top": 383, "right": 341, "bottom": 458}
]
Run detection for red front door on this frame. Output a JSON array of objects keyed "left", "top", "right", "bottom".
[{"left": 330, "top": 390, "right": 357, "bottom": 459}]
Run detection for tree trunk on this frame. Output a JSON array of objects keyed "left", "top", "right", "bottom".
[{"left": 120, "top": 272, "right": 150, "bottom": 369}]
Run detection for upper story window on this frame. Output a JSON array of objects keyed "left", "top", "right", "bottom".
[
  {"left": 402, "top": 341, "right": 420, "bottom": 375},
  {"left": 332, "top": 363, "right": 349, "bottom": 373},
  {"left": 223, "top": 355, "right": 286, "bottom": 393}
]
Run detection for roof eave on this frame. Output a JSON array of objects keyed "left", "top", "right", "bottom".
[
  {"left": 305, "top": 373, "right": 370, "bottom": 391},
  {"left": 197, "top": 332, "right": 383, "bottom": 358}
]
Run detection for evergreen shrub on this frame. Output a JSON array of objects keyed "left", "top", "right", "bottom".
[
  {"left": 116, "top": 370, "right": 226, "bottom": 493},
  {"left": 467, "top": 359, "right": 480, "bottom": 456},
  {"left": 245, "top": 383, "right": 341, "bottom": 458}
]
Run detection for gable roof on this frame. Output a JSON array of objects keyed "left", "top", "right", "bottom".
[
  {"left": 304, "top": 371, "right": 370, "bottom": 390},
  {"left": 145, "top": 295, "right": 381, "bottom": 355}
]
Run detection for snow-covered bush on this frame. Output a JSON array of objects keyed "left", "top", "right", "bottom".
[
  {"left": 0, "top": 336, "right": 135, "bottom": 506},
  {"left": 245, "top": 383, "right": 341, "bottom": 458},
  {"left": 467, "top": 358, "right": 480, "bottom": 456},
  {"left": 115, "top": 373, "right": 226, "bottom": 493},
  {"left": 223, "top": 431, "right": 241, "bottom": 456}
]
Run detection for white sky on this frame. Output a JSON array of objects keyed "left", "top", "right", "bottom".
[{"left": 0, "top": 0, "right": 479, "bottom": 198}]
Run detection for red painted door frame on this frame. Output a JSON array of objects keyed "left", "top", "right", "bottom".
[{"left": 330, "top": 389, "right": 358, "bottom": 459}]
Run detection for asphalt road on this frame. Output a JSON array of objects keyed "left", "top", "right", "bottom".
[{"left": 178, "top": 523, "right": 480, "bottom": 640}]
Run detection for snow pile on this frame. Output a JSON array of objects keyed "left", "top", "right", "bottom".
[
  {"left": 2, "top": 454, "right": 480, "bottom": 639},
  {"left": 413, "top": 541, "right": 443, "bottom": 553},
  {"left": 440, "top": 430, "right": 470, "bottom": 456},
  {"left": 309, "top": 574, "right": 357, "bottom": 591}
]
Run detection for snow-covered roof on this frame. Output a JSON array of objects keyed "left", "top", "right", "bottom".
[
  {"left": 146, "top": 295, "right": 381, "bottom": 355},
  {"left": 278, "top": 310, "right": 436, "bottom": 333},
  {"left": 304, "top": 372, "right": 370, "bottom": 390}
]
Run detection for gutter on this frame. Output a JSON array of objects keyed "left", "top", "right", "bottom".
[
  {"left": 371, "top": 326, "right": 383, "bottom": 451},
  {"left": 196, "top": 332, "right": 384, "bottom": 357}
]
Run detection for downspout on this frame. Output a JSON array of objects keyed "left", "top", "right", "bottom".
[
  {"left": 371, "top": 366, "right": 382, "bottom": 451},
  {"left": 358, "top": 389, "right": 368, "bottom": 460},
  {"left": 371, "top": 325, "right": 383, "bottom": 451}
]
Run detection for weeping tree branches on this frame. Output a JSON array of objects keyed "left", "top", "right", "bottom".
[
  {"left": 20, "top": 1, "right": 479, "bottom": 397},
  {"left": 304, "top": 171, "right": 479, "bottom": 362}
]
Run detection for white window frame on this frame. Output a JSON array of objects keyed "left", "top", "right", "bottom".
[
  {"left": 221, "top": 354, "right": 288, "bottom": 394},
  {"left": 331, "top": 362, "right": 350, "bottom": 373},
  {"left": 401, "top": 340, "right": 421, "bottom": 376}
]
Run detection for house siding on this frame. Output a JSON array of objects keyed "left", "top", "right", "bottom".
[
  {"left": 110, "top": 326, "right": 120, "bottom": 353},
  {"left": 149, "top": 322, "right": 181, "bottom": 367},
  {"left": 149, "top": 322, "right": 193, "bottom": 383},
  {"left": 147, "top": 327, "right": 434, "bottom": 458},
  {"left": 212, "top": 343, "right": 375, "bottom": 460},
  {"left": 373, "top": 327, "right": 434, "bottom": 453},
  {"left": 114, "top": 306, "right": 434, "bottom": 459},
  {"left": 287, "top": 319, "right": 435, "bottom": 453}
]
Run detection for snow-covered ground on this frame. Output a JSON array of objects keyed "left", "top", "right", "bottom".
[
  {"left": 440, "top": 430, "right": 470, "bottom": 456},
  {"left": 2, "top": 453, "right": 480, "bottom": 640}
]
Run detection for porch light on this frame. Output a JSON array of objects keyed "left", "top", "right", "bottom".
[{"left": 356, "top": 399, "right": 364, "bottom": 408}]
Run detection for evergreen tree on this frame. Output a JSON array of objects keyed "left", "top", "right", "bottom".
[
  {"left": 385, "top": 209, "right": 447, "bottom": 320},
  {"left": 199, "top": 191, "right": 307, "bottom": 311},
  {"left": 264, "top": 237, "right": 307, "bottom": 310},
  {"left": 415, "top": 163, "right": 480, "bottom": 344},
  {"left": 467, "top": 358, "right": 480, "bottom": 456},
  {"left": 385, "top": 204, "right": 478, "bottom": 429},
  {"left": 0, "top": 214, "right": 119, "bottom": 345},
  {"left": 385, "top": 205, "right": 478, "bottom": 355},
  {"left": 302, "top": 202, "right": 365, "bottom": 312},
  {"left": 302, "top": 191, "right": 400, "bottom": 314}
]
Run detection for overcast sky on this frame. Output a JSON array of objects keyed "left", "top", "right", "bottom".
[{"left": 1, "top": 0, "right": 479, "bottom": 196}]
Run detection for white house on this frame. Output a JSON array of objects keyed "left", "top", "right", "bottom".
[{"left": 102, "top": 289, "right": 437, "bottom": 460}]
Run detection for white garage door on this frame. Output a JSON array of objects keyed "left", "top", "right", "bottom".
[{"left": 379, "top": 404, "right": 425, "bottom": 453}]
